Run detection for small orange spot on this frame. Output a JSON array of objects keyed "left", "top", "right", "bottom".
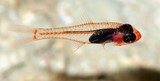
[{"left": 33, "top": 29, "right": 38, "bottom": 40}]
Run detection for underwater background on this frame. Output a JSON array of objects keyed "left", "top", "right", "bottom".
[{"left": 0, "top": 0, "right": 160, "bottom": 81}]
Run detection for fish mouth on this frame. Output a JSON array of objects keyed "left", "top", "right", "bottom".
[{"left": 133, "top": 28, "right": 142, "bottom": 42}]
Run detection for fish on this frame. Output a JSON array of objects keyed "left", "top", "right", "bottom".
[
  {"left": 8, "top": 22, "right": 141, "bottom": 48},
  {"left": 8, "top": 12, "right": 141, "bottom": 51}
]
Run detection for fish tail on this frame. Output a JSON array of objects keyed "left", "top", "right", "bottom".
[
  {"left": 7, "top": 25, "right": 37, "bottom": 48},
  {"left": 8, "top": 25, "right": 37, "bottom": 34}
]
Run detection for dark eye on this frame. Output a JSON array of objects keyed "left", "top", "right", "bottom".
[
  {"left": 118, "top": 24, "right": 133, "bottom": 33},
  {"left": 123, "top": 33, "right": 136, "bottom": 43}
]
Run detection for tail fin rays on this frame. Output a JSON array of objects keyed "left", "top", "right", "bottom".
[{"left": 7, "top": 25, "right": 37, "bottom": 48}]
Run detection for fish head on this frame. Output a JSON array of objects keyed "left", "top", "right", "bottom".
[{"left": 113, "top": 24, "right": 141, "bottom": 46}]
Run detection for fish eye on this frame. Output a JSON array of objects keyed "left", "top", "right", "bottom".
[
  {"left": 118, "top": 24, "right": 133, "bottom": 33},
  {"left": 123, "top": 33, "right": 136, "bottom": 43}
]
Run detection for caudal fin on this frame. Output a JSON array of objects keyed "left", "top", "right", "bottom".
[{"left": 6, "top": 25, "right": 37, "bottom": 48}]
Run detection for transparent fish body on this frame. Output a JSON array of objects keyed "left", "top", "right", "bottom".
[
  {"left": 7, "top": 9, "right": 141, "bottom": 51},
  {"left": 35, "top": 22, "right": 123, "bottom": 44}
]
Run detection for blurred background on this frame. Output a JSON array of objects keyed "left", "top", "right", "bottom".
[{"left": 0, "top": 0, "right": 160, "bottom": 81}]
